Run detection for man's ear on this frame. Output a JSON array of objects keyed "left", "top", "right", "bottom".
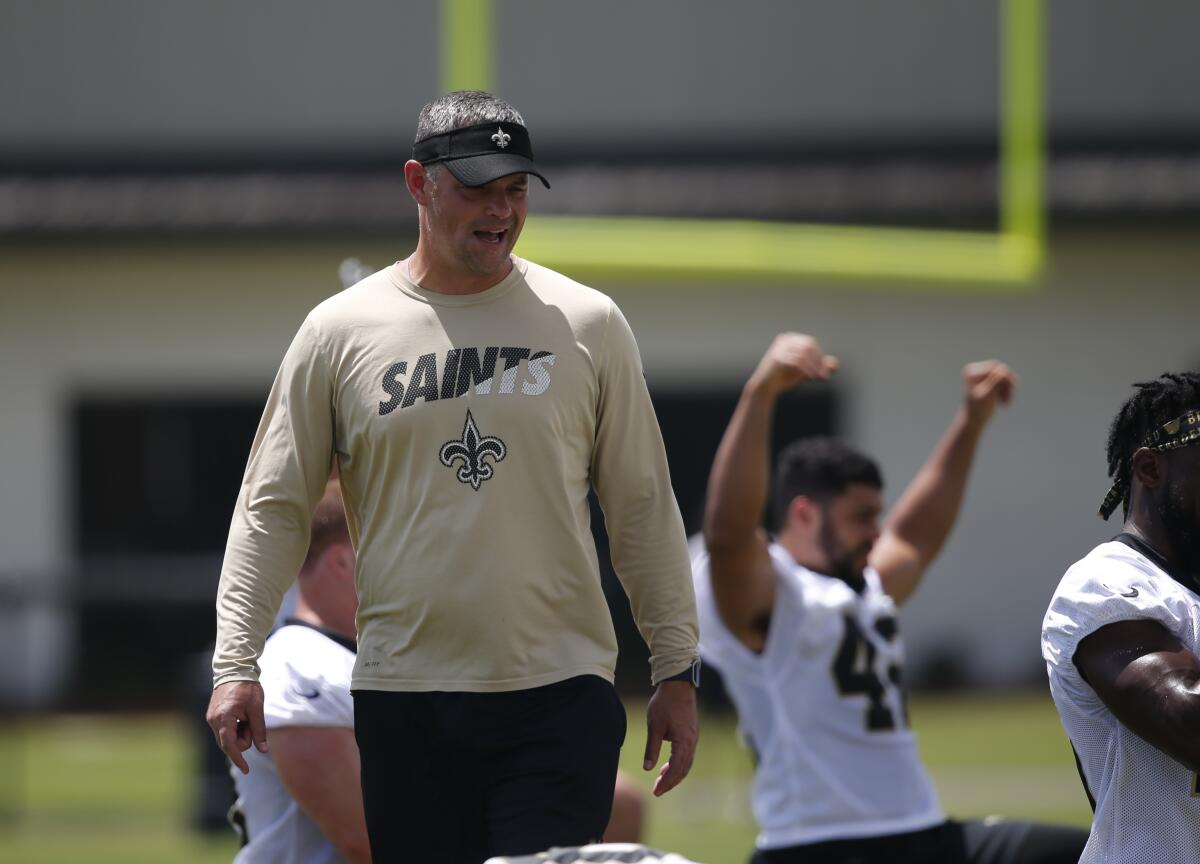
[
  {"left": 1132, "top": 447, "right": 1166, "bottom": 490},
  {"left": 787, "top": 495, "right": 821, "bottom": 532},
  {"left": 315, "top": 541, "right": 351, "bottom": 576},
  {"left": 404, "top": 159, "right": 433, "bottom": 205}
]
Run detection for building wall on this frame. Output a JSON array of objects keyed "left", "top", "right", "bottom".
[
  {"left": 2, "top": 0, "right": 1197, "bottom": 163},
  {"left": 1, "top": 227, "right": 1196, "bottom": 694}
]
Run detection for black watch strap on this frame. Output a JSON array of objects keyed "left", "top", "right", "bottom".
[{"left": 662, "top": 659, "right": 701, "bottom": 687}]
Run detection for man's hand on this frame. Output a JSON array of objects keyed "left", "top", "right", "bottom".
[
  {"left": 206, "top": 680, "right": 268, "bottom": 775},
  {"left": 643, "top": 680, "right": 699, "bottom": 797},
  {"left": 962, "top": 360, "right": 1017, "bottom": 426},
  {"left": 747, "top": 333, "right": 838, "bottom": 399}
]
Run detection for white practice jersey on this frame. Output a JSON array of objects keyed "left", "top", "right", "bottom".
[
  {"left": 1042, "top": 536, "right": 1200, "bottom": 864},
  {"left": 231, "top": 622, "right": 356, "bottom": 864},
  {"left": 693, "top": 543, "right": 943, "bottom": 850}
]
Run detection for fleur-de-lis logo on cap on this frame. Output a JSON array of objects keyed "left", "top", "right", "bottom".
[
  {"left": 491, "top": 126, "right": 511, "bottom": 149},
  {"left": 439, "top": 410, "right": 507, "bottom": 490}
]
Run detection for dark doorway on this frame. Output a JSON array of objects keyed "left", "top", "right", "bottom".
[
  {"left": 73, "top": 395, "right": 264, "bottom": 558},
  {"left": 70, "top": 394, "right": 263, "bottom": 708},
  {"left": 67, "top": 384, "right": 837, "bottom": 706}
]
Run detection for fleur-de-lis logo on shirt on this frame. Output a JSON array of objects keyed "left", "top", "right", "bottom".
[
  {"left": 439, "top": 410, "right": 507, "bottom": 490},
  {"left": 491, "top": 126, "right": 511, "bottom": 149}
]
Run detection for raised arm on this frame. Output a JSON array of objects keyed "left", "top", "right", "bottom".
[
  {"left": 703, "top": 334, "right": 837, "bottom": 652},
  {"left": 870, "top": 360, "right": 1016, "bottom": 604},
  {"left": 1074, "top": 618, "right": 1200, "bottom": 773}
]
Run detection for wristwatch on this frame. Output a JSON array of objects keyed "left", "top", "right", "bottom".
[{"left": 662, "top": 659, "right": 701, "bottom": 687}]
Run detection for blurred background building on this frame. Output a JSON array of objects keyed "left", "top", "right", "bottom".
[{"left": 1, "top": 0, "right": 1198, "bottom": 711}]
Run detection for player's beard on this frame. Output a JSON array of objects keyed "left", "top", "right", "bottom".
[
  {"left": 1157, "top": 473, "right": 1200, "bottom": 578},
  {"left": 819, "top": 518, "right": 871, "bottom": 592}
]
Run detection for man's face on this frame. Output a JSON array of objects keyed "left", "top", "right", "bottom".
[
  {"left": 423, "top": 169, "right": 529, "bottom": 279},
  {"left": 817, "top": 483, "right": 884, "bottom": 585},
  {"left": 1157, "top": 445, "right": 1200, "bottom": 573}
]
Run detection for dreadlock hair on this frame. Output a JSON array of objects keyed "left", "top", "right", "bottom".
[
  {"left": 1105, "top": 371, "right": 1200, "bottom": 519},
  {"left": 773, "top": 437, "right": 883, "bottom": 531}
]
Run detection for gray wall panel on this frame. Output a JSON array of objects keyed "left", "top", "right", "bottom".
[
  {"left": 1049, "top": 0, "right": 1200, "bottom": 138},
  {"left": 1, "top": 0, "right": 438, "bottom": 156},
  {"left": 3, "top": 1, "right": 1199, "bottom": 161},
  {"left": 497, "top": 0, "right": 997, "bottom": 152}
]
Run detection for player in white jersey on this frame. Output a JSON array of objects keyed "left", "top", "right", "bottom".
[
  {"left": 696, "top": 333, "right": 1086, "bottom": 864},
  {"left": 1043, "top": 371, "right": 1200, "bottom": 863},
  {"left": 231, "top": 482, "right": 371, "bottom": 864}
]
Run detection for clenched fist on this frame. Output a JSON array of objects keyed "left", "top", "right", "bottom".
[
  {"left": 962, "top": 360, "right": 1017, "bottom": 426},
  {"left": 748, "top": 333, "right": 839, "bottom": 397}
]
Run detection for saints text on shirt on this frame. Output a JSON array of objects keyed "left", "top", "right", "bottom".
[{"left": 378, "top": 346, "right": 557, "bottom": 415}]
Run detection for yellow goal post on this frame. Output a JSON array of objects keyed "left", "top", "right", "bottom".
[{"left": 440, "top": 0, "right": 1044, "bottom": 287}]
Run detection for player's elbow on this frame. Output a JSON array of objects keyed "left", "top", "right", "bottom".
[
  {"left": 335, "top": 834, "right": 372, "bottom": 864},
  {"left": 326, "top": 821, "right": 372, "bottom": 864}
]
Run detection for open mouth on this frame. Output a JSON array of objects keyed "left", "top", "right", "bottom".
[{"left": 473, "top": 228, "right": 508, "bottom": 246}]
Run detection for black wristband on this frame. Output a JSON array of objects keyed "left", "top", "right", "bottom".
[{"left": 662, "top": 659, "right": 701, "bottom": 687}]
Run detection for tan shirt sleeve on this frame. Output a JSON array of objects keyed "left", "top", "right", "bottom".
[
  {"left": 591, "top": 301, "right": 700, "bottom": 685},
  {"left": 213, "top": 317, "right": 336, "bottom": 687}
]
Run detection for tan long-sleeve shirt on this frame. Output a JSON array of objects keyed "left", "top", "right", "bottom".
[{"left": 214, "top": 257, "right": 699, "bottom": 692}]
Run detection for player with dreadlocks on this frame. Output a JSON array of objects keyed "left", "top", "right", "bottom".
[{"left": 1043, "top": 371, "right": 1200, "bottom": 864}]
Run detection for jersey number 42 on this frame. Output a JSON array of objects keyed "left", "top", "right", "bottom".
[{"left": 832, "top": 614, "right": 908, "bottom": 732}]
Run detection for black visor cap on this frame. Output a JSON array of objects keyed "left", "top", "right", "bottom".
[{"left": 413, "top": 122, "right": 550, "bottom": 189}]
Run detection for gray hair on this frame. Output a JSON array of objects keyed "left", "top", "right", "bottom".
[{"left": 414, "top": 91, "right": 526, "bottom": 143}]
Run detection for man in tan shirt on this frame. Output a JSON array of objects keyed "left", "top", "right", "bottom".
[{"left": 207, "top": 91, "right": 700, "bottom": 863}]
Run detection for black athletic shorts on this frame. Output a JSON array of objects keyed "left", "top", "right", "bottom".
[
  {"left": 750, "top": 818, "right": 1088, "bottom": 864},
  {"left": 354, "top": 674, "right": 627, "bottom": 864}
]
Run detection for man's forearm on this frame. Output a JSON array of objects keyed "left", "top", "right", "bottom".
[
  {"left": 1078, "top": 620, "right": 1200, "bottom": 773},
  {"left": 884, "top": 407, "right": 986, "bottom": 565}
]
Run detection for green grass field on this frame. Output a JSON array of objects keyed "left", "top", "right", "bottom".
[{"left": 0, "top": 692, "right": 1090, "bottom": 864}]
